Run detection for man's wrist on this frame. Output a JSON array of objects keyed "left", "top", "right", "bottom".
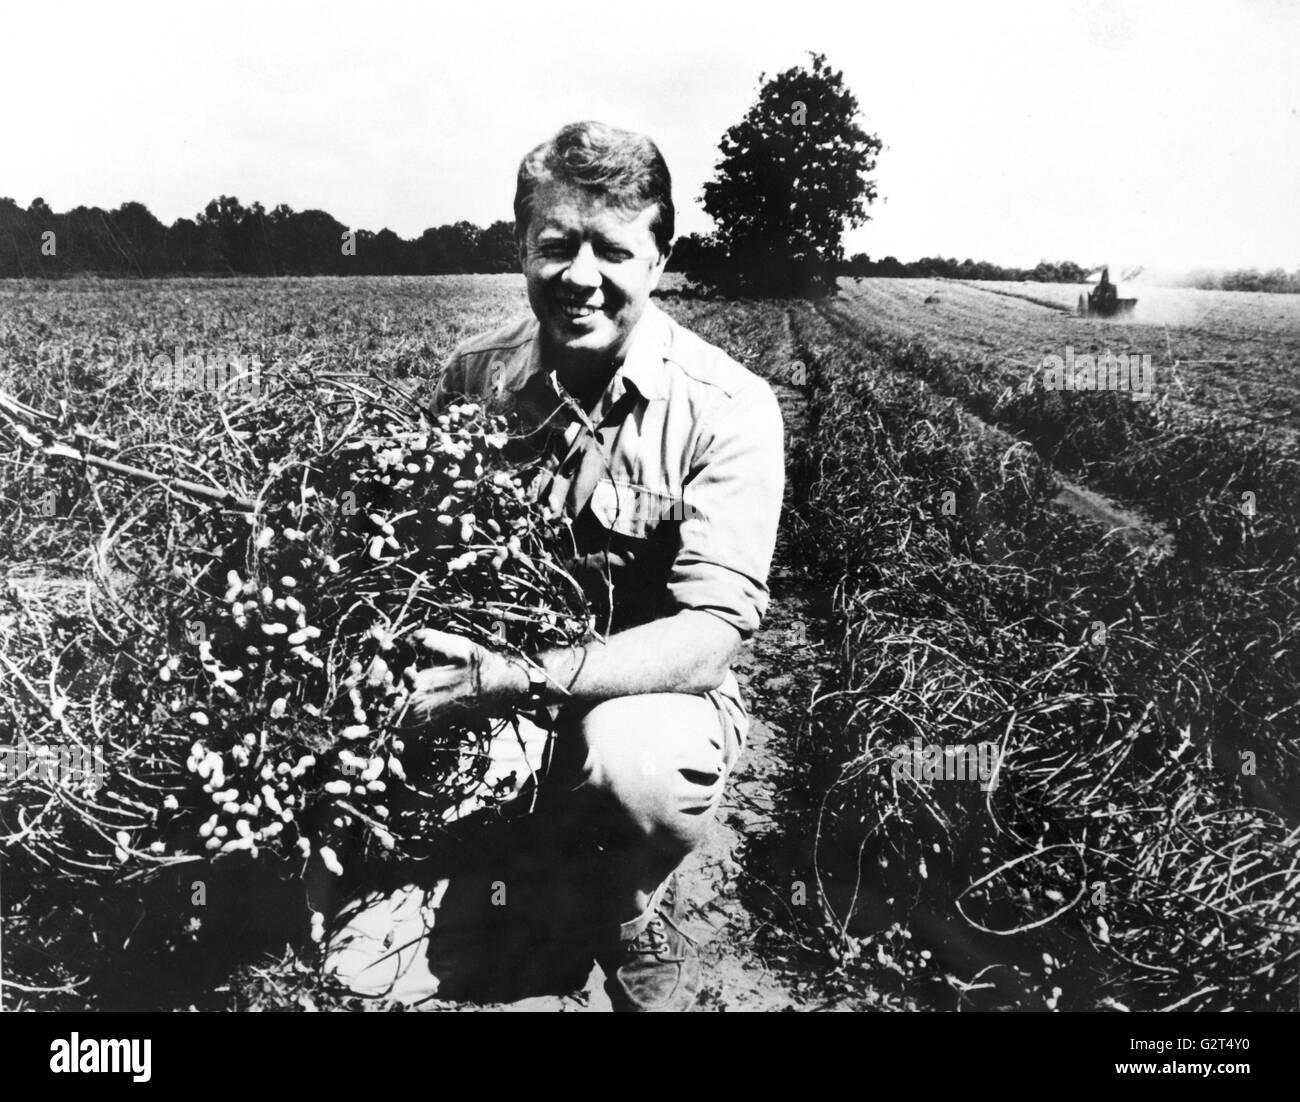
[
  {"left": 479, "top": 644, "right": 587, "bottom": 707},
  {"left": 479, "top": 649, "right": 530, "bottom": 705},
  {"left": 532, "top": 645, "right": 587, "bottom": 703}
]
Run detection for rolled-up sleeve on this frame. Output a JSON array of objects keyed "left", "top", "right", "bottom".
[{"left": 668, "top": 379, "right": 785, "bottom": 637}]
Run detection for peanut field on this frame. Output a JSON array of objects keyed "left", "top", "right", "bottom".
[{"left": 1, "top": 275, "right": 1296, "bottom": 1011}]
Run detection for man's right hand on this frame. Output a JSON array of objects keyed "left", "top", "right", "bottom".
[{"left": 397, "top": 628, "right": 528, "bottom": 726}]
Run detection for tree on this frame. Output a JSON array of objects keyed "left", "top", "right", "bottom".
[
  {"left": 475, "top": 220, "right": 519, "bottom": 273},
  {"left": 365, "top": 228, "right": 411, "bottom": 275},
  {"left": 288, "top": 209, "right": 350, "bottom": 274},
  {"left": 414, "top": 221, "right": 480, "bottom": 274},
  {"left": 198, "top": 196, "right": 249, "bottom": 273},
  {"left": 110, "top": 201, "right": 168, "bottom": 274},
  {"left": 1056, "top": 260, "right": 1086, "bottom": 284},
  {"left": 844, "top": 252, "right": 872, "bottom": 278},
  {"left": 166, "top": 216, "right": 203, "bottom": 272},
  {"left": 666, "top": 232, "right": 726, "bottom": 285},
  {"left": 696, "top": 53, "right": 883, "bottom": 297}
]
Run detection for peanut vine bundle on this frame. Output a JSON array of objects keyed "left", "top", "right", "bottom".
[{"left": 0, "top": 369, "right": 592, "bottom": 894}]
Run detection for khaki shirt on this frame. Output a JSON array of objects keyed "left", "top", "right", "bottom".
[{"left": 432, "top": 301, "right": 785, "bottom": 653}]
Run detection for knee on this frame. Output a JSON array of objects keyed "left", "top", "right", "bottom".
[{"left": 564, "top": 694, "right": 728, "bottom": 855}]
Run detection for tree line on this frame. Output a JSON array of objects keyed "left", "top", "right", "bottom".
[
  {"left": 0, "top": 196, "right": 520, "bottom": 277},
  {"left": 1164, "top": 267, "right": 1300, "bottom": 294},
  {"left": 5, "top": 193, "right": 1294, "bottom": 294},
  {"left": 838, "top": 254, "right": 1300, "bottom": 291},
  {"left": 844, "top": 253, "right": 1091, "bottom": 283},
  {"left": 671, "top": 236, "right": 1096, "bottom": 287}
]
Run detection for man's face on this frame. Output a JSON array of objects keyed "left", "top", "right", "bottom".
[{"left": 521, "top": 181, "right": 669, "bottom": 368}]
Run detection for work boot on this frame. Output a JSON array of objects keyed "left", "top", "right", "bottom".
[{"left": 597, "top": 873, "right": 700, "bottom": 1012}]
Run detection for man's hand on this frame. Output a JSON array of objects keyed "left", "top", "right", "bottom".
[
  {"left": 398, "top": 629, "right": 526, "bottom": 726},
  {"left": 398, "top": 609, "right": 741, "bottom": 725}
]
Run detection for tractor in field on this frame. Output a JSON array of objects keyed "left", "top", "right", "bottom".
[{"left": 1077, "top": 267, "right": 1137, "bottom": 317}]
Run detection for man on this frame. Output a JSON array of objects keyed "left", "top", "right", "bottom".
[{"left": 391, "top": 121, "right": 783, "bottom": 1011}]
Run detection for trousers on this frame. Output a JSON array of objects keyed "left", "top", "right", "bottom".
[
  {"left": 536, "top": 688, "right": 745, "bottom": 883},
  {"left": 324, "top": 686, "right": 745, "bottom": 1005}
]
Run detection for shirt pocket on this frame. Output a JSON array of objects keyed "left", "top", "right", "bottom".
[{"left": 587, "top": 477, "right": 679, "bottom": 541}]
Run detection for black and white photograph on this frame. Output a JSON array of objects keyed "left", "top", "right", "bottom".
[{"left": 0, "top": 0, "right": 1295, "bottom": 1060}]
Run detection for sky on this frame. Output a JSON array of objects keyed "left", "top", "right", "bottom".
[{"left": 3, "top": 0, "right": 1298, "bottom": 271}]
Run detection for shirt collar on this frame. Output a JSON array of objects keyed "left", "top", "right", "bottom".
[{"left": 506, "top": 300, "right": 669, "bottom": 402}]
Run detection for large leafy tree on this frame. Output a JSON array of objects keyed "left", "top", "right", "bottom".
[{"left": 698, "top": 53, "right": 882, "bottom": 296}]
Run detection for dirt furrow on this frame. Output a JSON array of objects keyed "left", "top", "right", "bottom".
[{"left": 812, "top": 296, "right": 1174, "bottom": 553}]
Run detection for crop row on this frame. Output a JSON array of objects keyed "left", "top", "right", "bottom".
[{"left": 779, "top": 301, "right": 1299, "bottom": 1011}]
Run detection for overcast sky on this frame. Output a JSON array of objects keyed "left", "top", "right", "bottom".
[{"left": 4, "top": 0, "right": 1298, "bottom": 270}]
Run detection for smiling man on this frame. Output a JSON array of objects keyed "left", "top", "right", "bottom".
[{"left": 408, "top": 121, "right": 784, "bottom": 1011}]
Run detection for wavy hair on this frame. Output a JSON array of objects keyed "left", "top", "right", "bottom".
[{"left": 514, "top": 121, "right": 674, "bottom": 256}]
